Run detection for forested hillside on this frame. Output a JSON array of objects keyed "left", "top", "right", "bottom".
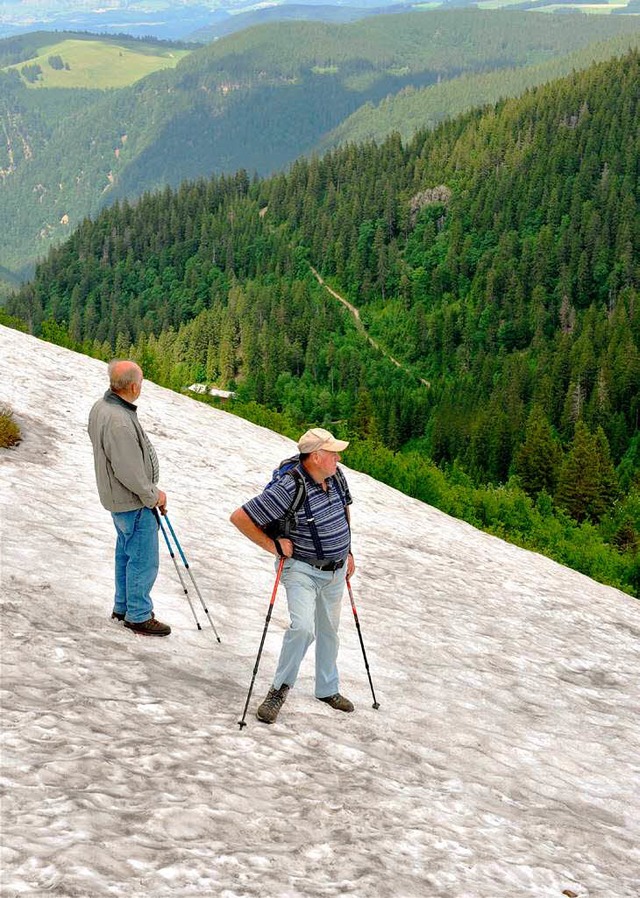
[
  {"left": 321, "top": 31, "right": 640, "bottom": 148},
  {"left": 7, "top": 51, "right": 640, "bottom": 594},
  {"left": 1, "top": 10, "right": 639, "bottom": 280}
]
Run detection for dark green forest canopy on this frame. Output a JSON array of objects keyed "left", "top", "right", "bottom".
[{"left": 7, "top": 50, "right": 640, "bottom": 593}]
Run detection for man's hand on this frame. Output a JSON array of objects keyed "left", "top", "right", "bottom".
[
  {"left": 274, "top": 537, "right": 294, "bottom": 558},
  {"left": 230, "top": 507, "right": 292, "bottom": 557},
  {"left": 347, "top": 552, "right": 356, "bottom": 578},
  {"left": 156, "top": 489, "right": 167, "bottom": 515}
]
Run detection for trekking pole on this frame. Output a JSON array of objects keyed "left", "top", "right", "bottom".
[
  {"left": 163, "top": 513, "right": 222, "bottom": 643},
  {"left": 238, "top": 556, "right": 285, "bottom": 730},
  {"left": 155, "top": 510, "right": 202, "bottom": 631},
  {"left": 346, "top": 577, "right": 380, "bottom": 710}
]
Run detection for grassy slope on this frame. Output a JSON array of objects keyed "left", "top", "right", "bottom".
[{"left": 2, "top": 36, "right": 191, "bottom": 89}]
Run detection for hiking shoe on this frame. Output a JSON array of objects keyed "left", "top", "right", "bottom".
[
  {"left": 114, "top": 610, "right": 155, "bottom": 622},
  {"left": 318, "top": 693, "right": 354, "bottom": 713},
  {"left": 124, "top": 617, "right": 171, "bottom": 637},
  {"left": 256, "top": 684, "right": 290, "bottom": 724}
]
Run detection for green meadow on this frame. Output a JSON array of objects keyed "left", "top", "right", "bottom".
[{"left": 5, "top": 38, "right": 191, "bottom": 89}]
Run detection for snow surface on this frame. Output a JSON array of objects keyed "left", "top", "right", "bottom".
[{"left": 1, "top": 323, "right": 639, "bottom": 898}]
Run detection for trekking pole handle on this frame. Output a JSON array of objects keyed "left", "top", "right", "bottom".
[{"left": 270, "top": 556, "right": 285, "bottom": 604}]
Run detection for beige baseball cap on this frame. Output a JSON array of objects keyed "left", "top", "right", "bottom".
[{"left": 298, "top": 427, "right": 349, "bottom": 454}]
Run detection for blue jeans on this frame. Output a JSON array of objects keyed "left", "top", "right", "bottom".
[
  {"left": 273, "top": 558, "right": 346, "bottom": 698},
  {"left": 111, "top": 507, "right": 159, "bottom": 623}
]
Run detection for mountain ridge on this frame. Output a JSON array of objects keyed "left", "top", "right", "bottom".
[{"left": 2, "top": 0, "right": 639, "bottom": 42}]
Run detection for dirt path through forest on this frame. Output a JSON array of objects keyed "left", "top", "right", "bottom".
[{"left": 310, "top": 266, "right": 430, "bottom": 387}]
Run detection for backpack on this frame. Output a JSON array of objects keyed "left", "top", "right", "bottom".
[{"left": 263, "top": 455, "right": 351, "bottom": 556}]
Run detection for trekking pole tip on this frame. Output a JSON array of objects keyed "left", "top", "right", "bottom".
[
  {"left": 238, "top": 720, "right": 247, "bottom": 730},
  {"left": 216, "top": 636, "right": 222, "bottom": 643},
  {"left": 372, "top": 702, "right": 380, "bottom": 710}
]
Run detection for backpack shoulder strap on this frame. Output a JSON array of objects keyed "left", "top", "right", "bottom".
[
  {"left": 287, "top": 467, "right": 307, "bottom": 516},
  {"left": 263, "top": 465, "right": 307, "bottom": 540},
  {"left": 333, "top": 466, "right": 352, "bottom": 506}
]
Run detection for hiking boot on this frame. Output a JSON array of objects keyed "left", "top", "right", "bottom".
[
  {"left": 124, "top": 616, "right": 171, "bottom": 637},
  {"left": 256, "top": 684, "right": 290, "bottom": 724},
  {"left": 318, "top": 693, "right": 354, "bottom": 713},
  {"left": 111, "top": 611, "right": 155, "bottom": 624},
  {"left": 114, "top": 610, "right": 154, "bottom": 623}
]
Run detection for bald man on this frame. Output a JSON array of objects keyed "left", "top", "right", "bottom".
[{"left": 88, "top": 360, "right": 171, "bottom": 636}]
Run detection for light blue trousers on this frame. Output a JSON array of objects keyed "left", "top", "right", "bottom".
[
  {"left": 273, "top": 558, "right": 346, "bottom": 698},
  {"left": 111, "top": 507, "right": 159, "bottom": 623}
]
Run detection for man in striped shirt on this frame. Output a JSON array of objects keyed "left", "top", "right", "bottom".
[{"left": 230, "top": 428, "right": 356, "bottom": 723}]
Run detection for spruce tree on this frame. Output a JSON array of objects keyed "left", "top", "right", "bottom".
[
  {"left": 556, "top": 420, "right": 618, "bottom": 522},
  {"left": 515, "top": 406, "right": 562, "bottom": 497}
]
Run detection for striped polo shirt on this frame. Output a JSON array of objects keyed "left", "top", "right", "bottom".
[{"left": 243, "top": 465, "right": 352, "bottom": 563}]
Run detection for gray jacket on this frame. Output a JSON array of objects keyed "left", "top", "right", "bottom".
[{"left": 88, "top": 390, "right": 159, "bottom": 513}]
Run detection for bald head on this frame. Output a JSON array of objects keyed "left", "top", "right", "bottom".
[{"left": 108, "top": 360, "right": 143, "bottom": 395}]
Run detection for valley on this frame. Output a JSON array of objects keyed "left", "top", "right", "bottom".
[{"left": 1, "top": 11, "right": 638, "bottom": 282}]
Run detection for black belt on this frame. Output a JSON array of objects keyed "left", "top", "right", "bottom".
[{"left": 305, "top": 558, "right": 346, "bottom": 572}]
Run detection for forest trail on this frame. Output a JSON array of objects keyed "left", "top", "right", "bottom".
[{"left": 310, "top": 265, "right": 430, "bottom": 387}]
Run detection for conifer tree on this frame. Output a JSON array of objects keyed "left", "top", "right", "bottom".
[
  {"left": 593, "top": 425, "right": 619, "bottom": 514},
  {"left": 555, "top": 420, "right": 618, "bottom": 522},
  {"left": 515, "top": 405, "right": 563, "bottom": 497},
  {"left": 556, "top": 420, "right": 600, "bottom": 522}
]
